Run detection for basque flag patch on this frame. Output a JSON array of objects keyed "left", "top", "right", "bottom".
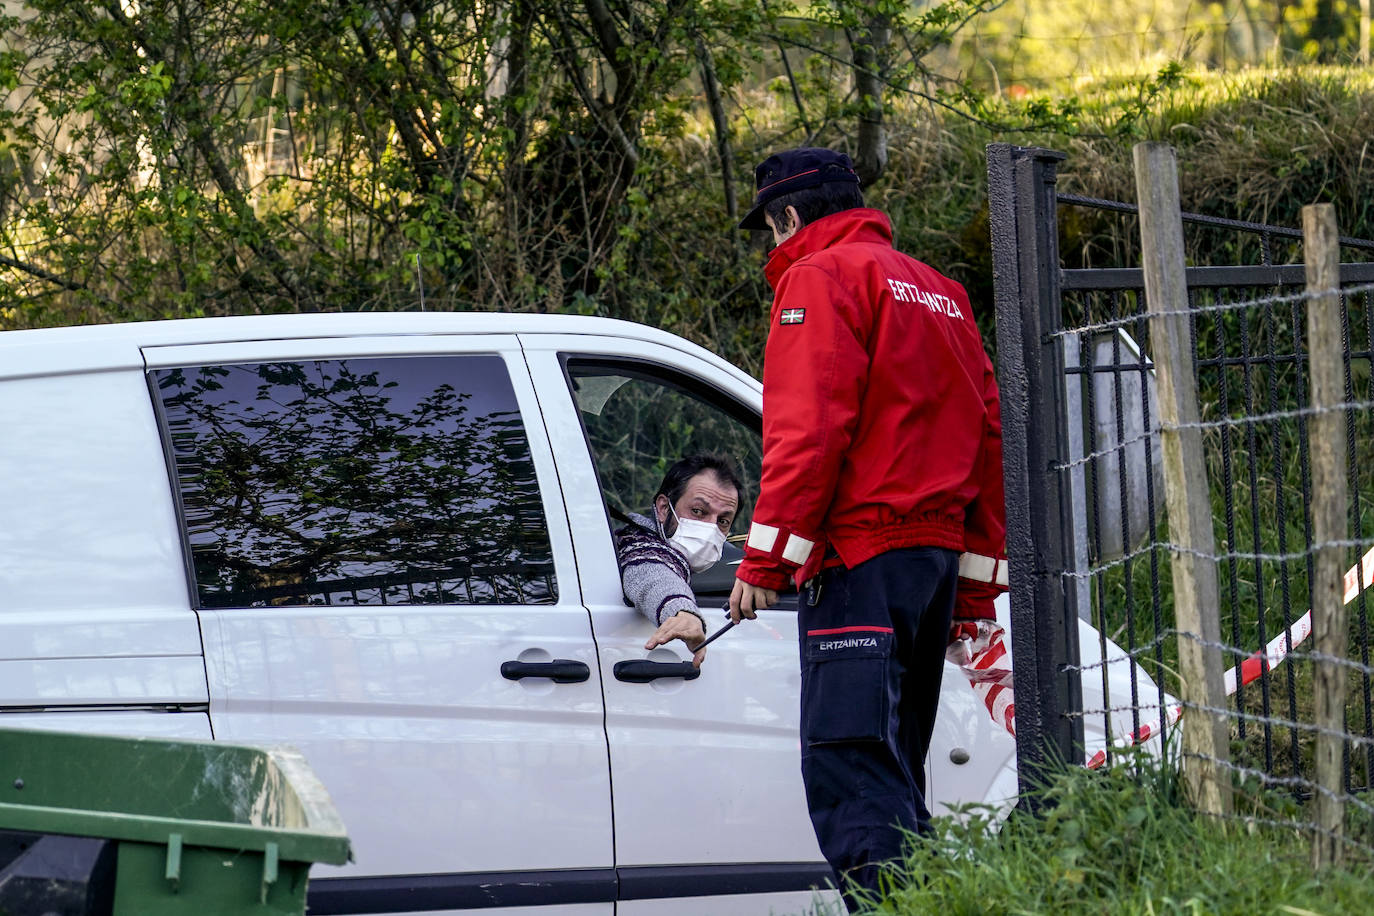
[{"left": 780, "top": 308, "right": 806, "bottom": 325}]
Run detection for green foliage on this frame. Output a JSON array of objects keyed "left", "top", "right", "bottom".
[
  {"left": 2, "top": 4, "right": 1373, "bottom": 385},
  {"left": 0, "top": 1, "right": 798, "bottom": 334},
  {"left": 0, "top": 0, "right": 1016, "bottom": 366},
  {"left": 950, "top": 0, "right": 1371, "bottom": 93},
  {"left": 852, "top": 757, "right": 1372, "bottom": 915}
]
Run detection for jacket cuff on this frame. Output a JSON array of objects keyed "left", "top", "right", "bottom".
[
  {"left": 957, "top": 551, "right": 1009, "bottom": 589},
  {"left": 674, "top": 606, "right": 706, "bottom": 629},
  {"left": 953, "top": 582, "right": 999, "bottom": 622},
  {"left": 743, "top": 521, "right": 817, "bottom": 569},
  {"left": 736, "top": 562, "right": 791, "bottom": 591}
]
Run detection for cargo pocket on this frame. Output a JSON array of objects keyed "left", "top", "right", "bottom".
[{"left": 802, "top": 629, "right": 893, "bottom": 745}]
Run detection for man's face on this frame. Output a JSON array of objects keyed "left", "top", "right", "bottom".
[{"left": 656, "top": 471, "right": 738, "bottom": 537}]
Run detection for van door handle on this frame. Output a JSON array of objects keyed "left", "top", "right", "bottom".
[
  {"left": 613, "top": 660, "right": 701, "bottom": 683},
  {"left": 500, "top": 660, "right": 590, "bottom": 684}
]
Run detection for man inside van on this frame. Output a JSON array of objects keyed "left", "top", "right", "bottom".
[{"left": 615, "top": 453, "right": 744, "bottom": 667}]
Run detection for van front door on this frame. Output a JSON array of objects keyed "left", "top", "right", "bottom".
[{"left": 521, "top": 334, "right": 839, "bottom": 916}]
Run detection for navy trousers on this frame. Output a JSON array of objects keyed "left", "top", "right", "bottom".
[{"left": 798, "top": 547, "right": 958, "bottom": 911}]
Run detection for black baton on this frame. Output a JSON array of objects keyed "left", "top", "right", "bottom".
[
  {"left": 694, "top": 618, "right": 737, "bottom": 652},
  {"left": 693, "top": 606, "right": 740, "bottom": 653}
]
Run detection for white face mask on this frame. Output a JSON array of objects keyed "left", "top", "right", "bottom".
[{"left": 666, "top": 504, "right": 727, "bottom": 572}]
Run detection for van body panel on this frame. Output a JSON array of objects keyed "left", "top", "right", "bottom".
[
  {"left": 0, "top": 656, "right": 208, "bottom": 706},
  {"left": 0, "top": 368, "right": 206, "bottom": 711},
  {"left": 202, "top": 606, "right": 613, "bottom": 878},
  {"left": 0, "top": 609, "right": 202, "bottom": 662},
  {"left": 0, "top": 370, "right": 192, "bottom": 618}
]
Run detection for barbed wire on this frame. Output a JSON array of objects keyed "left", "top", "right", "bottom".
[
  {"left": 1166, "top": 538, "right": 1374, "bottom": 568},
  {"left": 1187, "top": 752, "right": 1374, "bottom": 820},
  {"left": 1061, "top": 540, "right": 1166, "bottom": 578},
  {"left": 1055, "top": 429, "right": 1157, "bottom": 471},
  {"left": 1054, "top": 398, "right": 1374, "bottom": 472},
  {"left": 1217, "top": 813, "right": 1374, "bottom": 860},
  {"left": 1065, "top": 629, "right": 1285, "bottom": 676},
  {"left": 1048, "top": 280, "right": 1374, "bottom": 340},
  {"left": 1176, "top": 632, "right": 1374, "bottom": 680},
  {"left": 1170, "top": 399, "right": 1374, "bottom": 432},
  {"left": 1062, "top": 537, "right": 1374, "bottom": 581},
  {"left": 1062, "top": 633, "right": 1172, "bottom": 672},
  {"left": 1076, "top": 698, "right": 1374, "bottom": 750},
  {"left": 999, "top": 171, "right": 1374, "bottom": 852},
  {"left": 1066, "top": 701, "right": 1172, "bottom": 719},
  {"left": 1062, "top": 621, "right": 1374, "bottom": 680},
  {"left": 1200, "top": 805, "right": 1374, "bottom": 862}
]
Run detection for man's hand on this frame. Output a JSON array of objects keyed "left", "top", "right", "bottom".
[
  {"left": 645, "top": 611, "right": 708, "bottom": 668},
  {"left": 729, "top": 578, "right": 778, "bottom": 624}
]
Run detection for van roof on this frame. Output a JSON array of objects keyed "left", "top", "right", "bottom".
[{"left": 0, "top": 312, "right": 755, "bottom": 387}]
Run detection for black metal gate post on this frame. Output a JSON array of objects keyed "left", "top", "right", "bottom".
[{"left": 986, "top": 143, "right": 1085, "bottom": 794}]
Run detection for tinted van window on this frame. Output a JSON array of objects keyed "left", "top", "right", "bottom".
[
  {"left": 154, "top": 356, "right": 555, "bottom": 607},
  {"left": 566, "top": 362, "right": 763, "bottom": 531},
  {"left": 564, "top": 359, "right": 774, "bottom": 601}
]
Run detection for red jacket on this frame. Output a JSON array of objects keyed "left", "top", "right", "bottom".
[{"left": 736, "top": 208, "right": 1007, "bottom": 621}]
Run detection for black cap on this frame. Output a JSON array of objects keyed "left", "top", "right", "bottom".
[{"left": 738, "top": 147, "right": 860, "bottom": 231}]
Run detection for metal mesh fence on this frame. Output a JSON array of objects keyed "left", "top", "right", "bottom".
[
  {"left": 988, "top": 143, "right": 1374, "bottom": 859},
  {"left": 1065, "top": 220, "right": 1374, "bottom": 855}
]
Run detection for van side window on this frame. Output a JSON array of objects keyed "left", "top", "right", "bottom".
[
  {"left": 153, "top": 356, "right": 556, "bottom": 608},
  {"left": 564, "top": 359, "right": 764, "bottom": 599}
]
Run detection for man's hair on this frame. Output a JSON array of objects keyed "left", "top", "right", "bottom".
[
  {"left": 762, "top": 180, "right": 865, "bottom": 233},
  {"left": 656, "top": 453, "right": 745, "bottom": 508}
]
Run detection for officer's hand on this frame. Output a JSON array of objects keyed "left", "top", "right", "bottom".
[
  {"left": 729, "top": 578, "right": 778, "bottom": 624},
  {"left": 645, "top": 611, "right": 708, "bottom": 668},
  {"left": 949, "top": 619, "right": 981, "bottom": 645}
]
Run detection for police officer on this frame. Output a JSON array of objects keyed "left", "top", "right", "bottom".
[{"left": 728, "top": 147, "right": 1008, "bottom": 910}]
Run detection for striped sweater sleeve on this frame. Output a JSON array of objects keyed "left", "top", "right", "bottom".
[{"left": 615, "top": 522, "right": 704, "bottom": 627}]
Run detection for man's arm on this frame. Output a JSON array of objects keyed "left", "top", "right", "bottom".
[{"left": 618, "top": 534, "right": 708, "bottom": 664}]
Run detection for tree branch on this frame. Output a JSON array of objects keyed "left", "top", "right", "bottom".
[
  {"left": 695, "top": 35, "right": 737, "bottom": 219},
  {"left": 0, "top": 252, "right": 128, "bottom": 316},
  {"left": 544, "top": 7, "right": 640, "bottom": 166},
  {"left": 97, "top": 1, "right": 313, "bottom": 308}
]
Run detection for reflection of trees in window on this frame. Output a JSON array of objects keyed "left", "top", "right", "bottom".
[
  {"left": 156, "top": 356, "right": 555, "bottom": 607},
  {"left": 569, "top": 368, "right": 762, "bottom": 529}
]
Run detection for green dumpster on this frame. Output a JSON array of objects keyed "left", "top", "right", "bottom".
[{"left": 0, "top": 727, "right": 352, "bottom": 915}]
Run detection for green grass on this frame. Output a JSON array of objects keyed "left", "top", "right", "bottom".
[{"left": 852, "top": 757, "right": 1374, "bottom": 915}]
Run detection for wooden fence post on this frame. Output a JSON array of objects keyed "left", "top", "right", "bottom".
[
  {"left": 1303, "top": 202, "right": 1350, "bottom": 869},
  {"left": 1133, "top": 142, "right": 1233, "bottom": 816}
]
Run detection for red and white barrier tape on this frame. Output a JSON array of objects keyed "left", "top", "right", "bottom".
[
  {"left": 1084, "top": 542, "right": 1370, "bottom": 769},
  {"left": 953, "top": 544, "right": 1374, "bottom": 771},
  {"left": 946, "top": 620, "right": 1016, "bottom": 737}
]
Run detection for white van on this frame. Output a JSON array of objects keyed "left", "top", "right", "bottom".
[{"left": 0, "top": 313, "right": 1151, "bottom": 915}]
